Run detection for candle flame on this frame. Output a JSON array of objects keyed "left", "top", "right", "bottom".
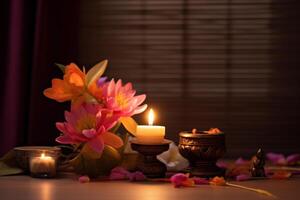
[
  {"left": 148, "top": 108, "right": 155, "bottom": 125},
  {"left": 41, "top": 153, "right": 45, "bottom": 158}
]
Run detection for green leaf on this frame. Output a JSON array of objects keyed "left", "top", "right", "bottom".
[
  {"left": 0, "top": 162, "right": 23, "bottom": 176},
  {"left": 55, "top": 63, "right": 66, "bottom": 73},
  {"left": 120, "top": 117, "right": 138, "bottom": 136},
  {"left": 110, "top": 122, "right": 121, "bottom": 133},
  {"left": 0, "top": 150, "right": 23, "bottom": 176},
  {"left": 70, "top": 145, "right": 121, "bottom": 177},
  {"left": 85, "top": 59, "right": 108, "bottom": 87},
  {"left": 81, "top": 143, "right": 102, "bottom": 159}
]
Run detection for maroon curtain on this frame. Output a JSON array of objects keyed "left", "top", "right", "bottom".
[{"left": 0, "top": 0, "right": 80, "bottom": 155}]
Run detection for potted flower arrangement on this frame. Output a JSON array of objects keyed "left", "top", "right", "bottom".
[{"left": 43, "top": 60, "right": 147, "bottom": 177}]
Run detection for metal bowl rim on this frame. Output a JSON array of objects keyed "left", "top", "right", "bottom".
[{"left": 179, "top": 131, "right": 225, "bottom": 138}]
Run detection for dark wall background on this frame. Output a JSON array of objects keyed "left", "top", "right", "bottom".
[{"left": 1, "top": 0, "right": 300, "bottom": 157}]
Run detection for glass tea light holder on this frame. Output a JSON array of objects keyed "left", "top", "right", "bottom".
[{"left": 29, "top": 151, "right": 58, "bottom": 178}]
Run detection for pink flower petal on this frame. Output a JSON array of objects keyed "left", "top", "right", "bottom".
[
  {"left": 124, "top": 82, "right": 132, "bottom": 91},
  {"left": 79, "top": 176, "right": 90, "bottom": 183},
  {"left": 170, "top": 173, "right": 194, "bottom": 187},
  {"left": 56, "top": 122, "right": 67, "bottom": 133},
  {"left": 132, "top": 104, "right": 148, "bottom": 115},
  {"left": 108, "top": 79, "right": 115, "bottom": 96},
  {"left": 88, "top": 136, "right": 104, "bottom": 154},
  {"left": 82, "top": 128, "right": 97, "bottom": 138},
  {"left": 236, "top": 174, "right": 251, "bottom": 181},
  {"left": 286, "top": 154, "right": 300, "bottom": 165},
  {"left": 266, "top": 153, "right": 286, "bottom": 165},
  {"left": 109, "top": 167, "right": 128, "bottom": 180},
  {"left": 128, "top": 171, "right": 146, "bottom": 181},
  {"left": 216, "top": 160, "right": 228, "bottom": 169},
  {"left": 132, "top": 95, "right": 146, "bottom": 106},
  {"left": 193, "top": 177, "right": 209, "bottom": 185},
  {"left": 109, "top": 167, "right": 146, "bottom": 181},
  {"left": 115, "top": 79, "right": 122, "bottom": 93},
  {"left": 55, "top": 135, "right": 74, "bottom": 144},
  {"left": 235, "top": 157, "right": 250, "bottom": 165}
]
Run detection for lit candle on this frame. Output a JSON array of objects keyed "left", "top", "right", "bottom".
[
  {"left": 30, "top": 153, "right": 56, "bottom": 178},
  {"left": 136, "top": 108, "right": 165, "bottom": 144}
]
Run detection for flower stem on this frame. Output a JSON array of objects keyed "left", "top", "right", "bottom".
[{"left": 226, "top": 182, "right": 276, "bottom": 198}]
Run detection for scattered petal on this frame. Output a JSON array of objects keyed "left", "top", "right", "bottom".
[
  {"left": 216, "top": 160, "right": 229, "bottom": 169},
  {"left": 270, "top": 171, "right": 292, "bottom": 179},
  {"left": 109, "top": 167, "right": 129, "bottom": 180},
  {"left": 210, "top": 176, "right": 226, "bottom": 186},
  {"left": 266, "top": 153, "right": 286, "bottom": 166},
  {"left": 286, "top": 154, "right": 300, "bottom": 165},
  {"left": 78, "top": 176, "right": 90, "bottom": 183},
  {"left": 193, "top": 177, "right": 209, "bottom": 185},
  {"left": 128, "top": 171, "right": 146, "bottom": 181},
  {"left": 236, "top": 174, "right": 251, "bottom": 181},
  {"left": 235, "top": 157, "right": 251, "bottom": 166},
  {"left": 109, "top": 167, "right": 146, "bottom": 182},
  {"left": 170, "top": 173, "right": 195, "bottom": 188}
]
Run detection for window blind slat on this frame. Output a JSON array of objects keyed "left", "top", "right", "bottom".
[{"left": 78, "top": 0, "right": 300, "bottom": 156}]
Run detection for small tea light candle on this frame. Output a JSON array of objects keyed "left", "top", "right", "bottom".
[
  {"left": 136, "top": 109, "right": 165, "bottom": 144},
  {"left": 30, "top": 153, "right": 56, "bottom": 178}
]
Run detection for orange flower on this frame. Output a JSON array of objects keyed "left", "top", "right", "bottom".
[
  {"left": 209, "top": 176, "right": 226, "bottom": 186},
  {"left": 44, "top": 63, "right": 85, "bottom": 102}
]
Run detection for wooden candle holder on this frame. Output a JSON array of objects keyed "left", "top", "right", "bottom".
[{"left": 131, "top": 139, "right": 171, "bottom": 178}]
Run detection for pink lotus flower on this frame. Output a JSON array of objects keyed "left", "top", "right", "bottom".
[
  {"left": 56, "top": 103, "right": 123, "bottom": 155},
  {"left": 102, "top": 79, "right": 147, "bottom": 117}
]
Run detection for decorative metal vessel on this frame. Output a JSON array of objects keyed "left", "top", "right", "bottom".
[
  {"left": 131, "top": 139, "right": 171, "bottom": 178},
  {"left": 178, "top": 131, "right": 226, "bottom": 177}
]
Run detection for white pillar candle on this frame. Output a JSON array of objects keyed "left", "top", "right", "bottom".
[{"left": 136, "top": 109, "right": 165, "bottom": 144}]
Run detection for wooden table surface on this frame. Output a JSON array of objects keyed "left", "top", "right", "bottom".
[{"left": 0, "top": 174, "right": 299, "bottom": 200}]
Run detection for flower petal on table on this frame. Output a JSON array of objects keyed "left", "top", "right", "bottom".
[
  {"left": 236, "top": 174, "right": 251, "bottom": 181},
  {"left": 193, "top": 177, "right": 209, "bottom": 185},
  {"left": 78, "top": 176, "right": 90, "bottom": 183},
  {"left": 109, "top": 167, "right": 129, "bottom": 180},
  {"left": 266, "top": 152, "right": 287, "bottom": 165},
  {"left": 235, "top": 157, "right": 251, "bottom": 166},
  {"left": 128, "top": 171, "right": 146, "bottom": 181},
  {"left": 286, "top": 154, "right": 300, "bottom": 165},
  {"left": 270, "top": 171, "right": 292, "bottom": 179},
  {"left": 210, "top": 176, "right": 226, "bottom": 186},
  {"left": 170, "top": 173, "right": 195, "bottom": 188}
]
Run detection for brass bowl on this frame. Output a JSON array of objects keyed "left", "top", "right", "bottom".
[
  {"left": 14, "top": 146, "right": 61, "bottom": 171},
  {"left": 178, "top": 131, "right": 226, "bottom": 177}
]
